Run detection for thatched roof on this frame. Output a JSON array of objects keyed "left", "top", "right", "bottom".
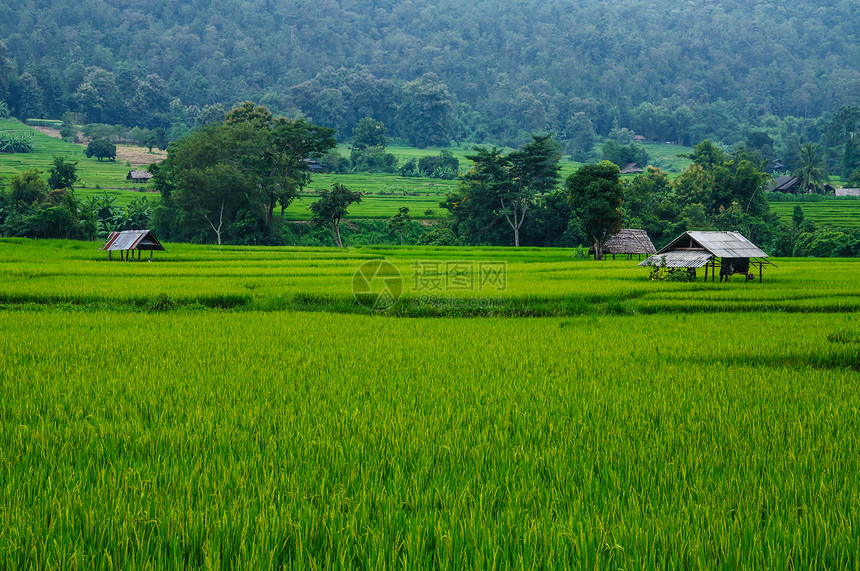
[
  {"left": 601, "top": 228, "right": 656, "bottom": 255},
  {"left": 619, "top": 163, "right": 643, "bottom": 174}
]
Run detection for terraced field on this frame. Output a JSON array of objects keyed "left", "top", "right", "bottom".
[{"left": 769, "top": 199, "right": 860, "bottom": 229}]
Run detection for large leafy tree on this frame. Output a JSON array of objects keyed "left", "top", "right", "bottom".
[
  {"left": 225, "top": 102, "right": 337, "bottom": 227},
  {"left": 566, "top": 161, "right": 624, "bottom": 260},
  {"left": 155, "top": 103, "right": 336, "bottom": 242},
  {"left": 168, "top": 122, "right": 262, "bottom": 245},
  {"left": 451, "top": 134, "right": 561, "bottom": 247},
  {"left": 85, "top": 138, "right": 116, "bottom": 162},
  {"left": 309, "top": 183, "right": 362, "bottom": 247},
  {"left": 504, "top": 134, "right": 562, "bottom": 247}
]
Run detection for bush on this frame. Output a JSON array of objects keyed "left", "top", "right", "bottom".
[
  {"left": 792, "top": 229, "right": 854, "bottom": 257},
  {"left": 418, "top": 226, "right": 459, "bottom": 246},
  {"left": 0, "top": 132, "right": 35, "bottom": 153},
  {"left": 350, "top": 146, "right": 398, "bottom": 173},
  {"left": 25, "top": 119, "right": 63, "bottom": 128}
]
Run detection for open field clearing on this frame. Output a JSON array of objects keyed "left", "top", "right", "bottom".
[
  {"left": 769, "top": 200, "right": 860, "bottom": 229},
  {"left": 0, "top": 240, "right": 858, "bottom": 568},
  {"left": 0, "top": 239, "right": 857, "bottom": 315},
  {"left": 0, "top": 309, "right": 857, "bottom": 568},
  {"left": 0, "top": 119, "right": 163, "bottom": 195}
]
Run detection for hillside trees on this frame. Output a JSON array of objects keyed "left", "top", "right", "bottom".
[
  {"left": 398, "top": 73, "right": 453, "bottom": 148},
  {"left": 47, "top": 156, "right": 78, "bottom": 190}
]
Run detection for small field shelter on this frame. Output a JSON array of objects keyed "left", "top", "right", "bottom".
[{"left": 639, "top": 231, "right": 773, "bottom": 282}]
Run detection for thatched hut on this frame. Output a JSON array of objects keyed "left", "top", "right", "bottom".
[{"left": 590, "top": 229, "right": 656, "bottom": 260}]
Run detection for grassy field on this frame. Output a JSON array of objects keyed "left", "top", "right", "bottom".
[
  {"left": 769, "top": 199, "right": 860, "bottom": 229},
  {"left": 0, "top": 118, "right": 161, "bottom": 204},
  {"left": 0, "top": 239, "right": 857, "bottom": 568},
  {"left": 1, "top": 122, "right": 699, "bottom": 219}
]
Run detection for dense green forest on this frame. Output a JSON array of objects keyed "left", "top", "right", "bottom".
[{"left": 1, "top": 0, "right": 859, "bottom": 160}]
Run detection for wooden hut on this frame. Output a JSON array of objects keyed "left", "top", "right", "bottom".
[
  {"left": 100, "top": 230, "right": 165, "bottom": 261},
  {"left": 619, "top": 163, "right": 644, "bottom": 174},
  {"left": 590, "top": 229, "right": 656, "bottom": 260},
  {"left": 126, "top": 170, "right": 153, "bottom": 183},
  {"left": 639, "top": 231, "right": 773, "bottom": 282}
]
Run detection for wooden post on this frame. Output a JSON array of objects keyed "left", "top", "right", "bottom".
[
  {"left": 150, "top": 250, "right": 153, "bottom": 262},
  {"left": 759, "top": 261, "right": 762, "bottom": 283},
  {"left": 109, "top": 251, "right": 112, "bottom": 262},
  {"left": 704, "top": 260, "right": 708, "bottom": 282}
]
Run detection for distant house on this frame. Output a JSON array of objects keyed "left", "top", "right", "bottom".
[
  {"left": 126, "top": 170, "right": 153, "bottom": 183},
  {"left": 619, "top": 163, "right": 643, "bottom": 174},
  {"left": 589, "top": 228, "right": 656, "bottom": 260},
  {"left": 639, "top": 231, "right": 773, "bottom": 282},
  {"left": 633, "top": 135, "right": 646, "bottom": 142},
  {"left": 303, "top": 158, "right": 324, "bottom": 173},
  {"left": 770, "top": 175, "right": 834, "bottom": 194},
  {"left": 835, "top": 188, "right": 860, "bottom": 197}
]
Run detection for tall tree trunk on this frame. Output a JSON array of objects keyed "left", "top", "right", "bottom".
[
  {"left": 206, "top": 201, "right": 225, "bottom": 245},
  {"left": 267, "top": 194, "right": 276, "bottom": 227}
]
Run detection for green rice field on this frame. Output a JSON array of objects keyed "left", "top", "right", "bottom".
[
  {"left": 769, "top": 200, "right": 860, "bottom": 229},
  {"left": 0, "top": 118, "right": 159, "bottom": 201},
  {"left": 0, "top": 239, "right": 858, "bottom": 568}
]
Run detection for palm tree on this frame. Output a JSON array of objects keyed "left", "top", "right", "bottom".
[{"left": 793, "top": 143, "right": 829, "bottom": 194}]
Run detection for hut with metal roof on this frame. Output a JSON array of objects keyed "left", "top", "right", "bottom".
[
  {"left": 589, "top": 228, "right": 656, "bottom": 260},
  {"left": 99, "top": 230, "right": 165, "bottom": 261},
  {"left": 639, "top": 231, "right": 773, "bottom": 282}
]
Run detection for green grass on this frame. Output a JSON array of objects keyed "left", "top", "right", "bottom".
[
  {"left": 0, "top": 240, "right": 858, "bottom": 568},
  {"left": 769, "top": 200, "right": 860, "bottom": 229},
  {"left": 0, "top": 239, "right": 857, "bottom": 315},
  {"left": 0, "top": 118, "right": 158, "bottom": 205}
]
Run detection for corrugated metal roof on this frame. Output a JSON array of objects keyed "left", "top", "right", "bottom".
[
  {"left": 639, "top": 251, "right": 713, "bottom": 268},
  {"left": 655, "top": 231, "right": 767, "bottom": 259},
  {"left": 685, "top": 231, "right": 768, "bottom": 258},
  {"left": 100, "top": 230, "right": 165, "bottom": 251}
]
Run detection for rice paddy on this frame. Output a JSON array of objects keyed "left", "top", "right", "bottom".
[
  {"left": 0, "top": 239, "right": 858, "bottom": 568},
  {"left": 769, "top": 200, "right": 860, "bottom": 229}
]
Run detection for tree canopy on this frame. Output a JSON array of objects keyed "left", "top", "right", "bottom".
[
  {"left": 1, "top": 0, "right": 860, "bottom": 163},
  {"left": 151, "top": 103, "right": 335, "bottom": 243}
]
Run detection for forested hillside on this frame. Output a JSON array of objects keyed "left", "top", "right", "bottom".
[{"left": 1, "top": 0, "right": 859, "bottom": 153}]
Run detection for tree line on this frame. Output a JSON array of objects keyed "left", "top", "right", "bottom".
[
  {"left": 2, "top": 0, "right": 860, "bottom": 163},
  {"left": 2, "top": 102, "right": 858, "bottom": 257}
]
